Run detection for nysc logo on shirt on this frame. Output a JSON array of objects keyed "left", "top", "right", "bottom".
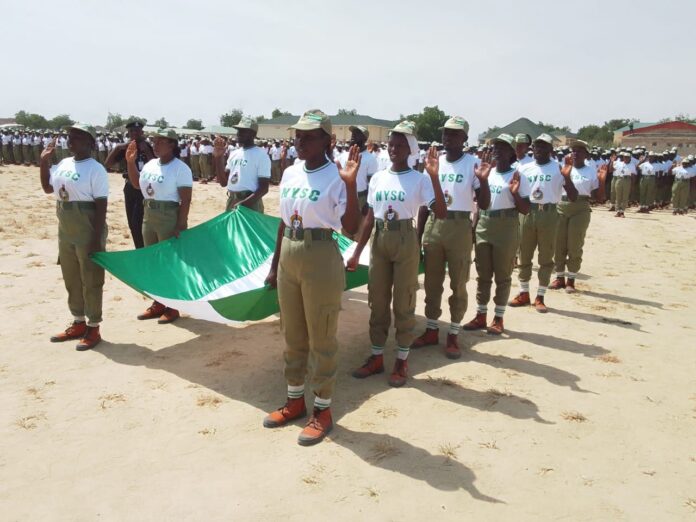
[
  {"left": 490, "top": 184, "right": 504, "bottom": 194},
  {"left": 142, "top": 173, "right": 165, "bottom": 183},
  {"left": 53, "top": 170, "right": 80, "bottom": 181},
  {"left": 281, "top": 187, "right": 321, "bottom": 202},
  {"left": 229, "top": 159, "right": 248, "bottom": 169},
  {"left": 526, "top": 174, "right": 552, "bottom": 183},
  {"left": 439, "top": 173, "right": 464, "bottom": 183},
  {"left": 375, "top": 190, "right": 406, "bottom": 202}
]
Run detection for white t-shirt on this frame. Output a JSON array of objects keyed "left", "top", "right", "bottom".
[
  {"left": 59, "top": 137, "right": 68, "bottom": 149},
  {"left": 337, "top": 150, "right": 379, "bottom": 193},
  {"left": 139, "top": 158, "right": 193, "bottom": 202},
  {"left": 368, "top": 168, "right": 435, "bottom": 221},
  {"left": 513, "top": 156, "right": 533, "bottom": 170},
  {"left": 565, "top": 165, "right": 599, "bottom": 197},
  {"left": 487, "top": 167, "right": 531, "bottom": 211},
  {"left": 97, "top": 141, "right": 106, "bottom": 152},
  {"left": 673, "top": 166, "right": 691, "bottom": 180},
  {"left": 1, "top": 135, "right": 10, "bottom": 145},
  {"left": 190, "top": 144, "right": 199, "bottom": 156},
  {"left": 519, "top": 161, "right": 566, "bottom": 204},
  {"left": 179, "top": 145, "right": 188, "bottom": 158},
  {"left": 225, "top": 146, "right": 271, "bottom": 193},
  {"left": 639, "top": 163, "right": 655, "bottom": 176},
  {"left": 270, "top": 146, "right": 281, "bottom": 161},
  {"left": 613, "top": 160, "right": 635, "bottom": 177},
  {"left": 377, "top": 149, "right": 391, "bottom": 172},
  {"left": 280, "top": 161, "right": 347, "bottom": 231},
  {"left": 201, "top": 144, "right": 213, "bottom": 155},
  {"left": 49, "top": 157, "right": 109, "bottom": 202},
  {"left": 287, "top": 145, "right": 297, "bottom": 159},
  {"left": 437, "top": 153, "right": 480, "bottom": 212},
  {"left": 22, "top": 137, "right": 30, "bottom": 146}
]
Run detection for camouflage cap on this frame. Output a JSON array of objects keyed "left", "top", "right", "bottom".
[
  {"left": 348, "top": 125, "right": 369, "bottom": 139},
  {"left": 65, "top": 123, "right": 97, "bottom": 141},
  {"left": 290, "top": 109, "right": 332, "bottom": 135},
  {"left": 491, "top": 133, "right": 515, "bottom": 148},
  {"left": 569, "top": 139, "right": 591, "bottom": 153},
  {"left": 149, "top": 128, "right": 179, "bottom": 141},
  {"left": 390, "top": 120, "right": 417, "bottom": 136},
  {"left": 233, "top": 116, "right": 258, "bottom": 133},
  {"left": 534, "top": 133, "right": 555, "bottom": 145},
  {"left": 439, "top": 116, "right": 470, "bottom": 133},
  {"left": 515, "top": 133, "right": 532, "bottom": 144}
]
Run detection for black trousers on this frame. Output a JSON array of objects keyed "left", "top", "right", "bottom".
[{"left": 123, "top": 181, "right": 144, "bottom": 249}]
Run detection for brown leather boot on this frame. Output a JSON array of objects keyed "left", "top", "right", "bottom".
[
  {"left": 411, "top": 327, "right": 439, "bottom": 349},
  {"left": 157, "top": 308, "right": 180, "bottom": 324},
  {"left": 76, "top": 326, "right": 102, "bottom": 351},
  {"left": 509, "top": 292, "right": 531, "bottom": 307},
  {"left": 534, "top": 295, "right": 548, "bottom": 313},
  {"left": 50, "top": 321, "right": 87, "bottom": 342},
  {"left": 463, "top": 313, "right": 487, "bottom": 330},
  {"left": 565, "top": 278, "right": 577, "bottom": 294},
  {"left": 352, "top": 354, "right": 384, "bottom": 378},
  {"left": 298, "top": 407, "right": 333, "bottom": 446},
  {"left": 138, "top": 301, "right": 166, "bottom": 320},
  {"left": 445, "top": 334, "right": 461, "bottom": 360},
  {"left": 263, "top": 397, "right": 307, "bottom": 428},
  {"left": 549, "top": 277, "right": 565, "bottom": 290},
  {"left": 486, "top": 316, "right": 504, "bottom": 335},
  {"left": 388, "top": 359, "right": 408, "bottom": 387}
]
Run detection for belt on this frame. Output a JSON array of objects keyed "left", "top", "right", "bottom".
[
  {"left": 358, "top": 190, "right": 368, "bottom": 198},
  {"left": 375, "top": 218, "right": 414, "bottom": 231},
  {"left": 283, "top": 227, "right": 334, "bottom": 241},
  {"left": 530, "top": 203, "right": 557, "bottom": 211},
  {"left": 561, "top": 195, "right": 590, "bottom": 202},
  {"left": 444, "top": 210, "right": 470, "bottom": 220},
  {"left": 144, "top": 200, "right": 179, "bottom": 209},
  {"left": 228, "top": 190, "right": 253, "bottom": 199},
  {"left": 478, "top": 208, "right": 518, "bottom": 218},
  {"left": 56, "top": 201, "right": 96, "bottom": 210}
]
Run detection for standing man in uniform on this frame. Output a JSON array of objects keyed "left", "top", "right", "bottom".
[
  {"left": 411, "top": 116, "right": 490, "bottom": 359},
  {"left": 104, "top": 119, "right": 154, "bottom": 249},
  {"left": 509, "top": 134, "right": 578, "bottom": 313},
  {"left": 514, "top": 134, "right": 534, "bottom": 168}
]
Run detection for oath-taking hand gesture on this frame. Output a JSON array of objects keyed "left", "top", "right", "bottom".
[
  {"left": 509, "top": 170, "right": 521, "bottom": 195},
  {"left": 125, "top": 141, "right": 138, "bottom": 164},
  {"left": 212, "top": 137, "right": 227, "bottom": 159},
  {"left": 560, "top": 154, "right": 573, "bottom": 178},
  {"left": 425, "top": 146, "right": 439, "bottom": 177},
  {"left": 40, "top": 138, "right": 57, "bottom": 162},
  {"left": 336, "top": 145, "right": 361, "bottom": 185}
]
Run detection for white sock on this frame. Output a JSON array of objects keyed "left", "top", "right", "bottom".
[
  {"left": 397, "top": 346, "right": 409, "bottom": 360},
  {"left": 476, "top": 303, "right": 487, "bottom": 315},
  {"left": 448, "top": 323, "right": 461, "bottom": 335},
  {"left": 520, "top": 281, "right": 530, "bottom": 293},
  {"left": 371, "top": 345, "right": 384, "bottom": 356},
  {"left": 73, "top": 316, "right": 85, "bottom": 323},
  {"left": 426, "top": 318, "right": 438, "bottom": 330},
  {"left": 314, "top": 396, "right": 331, "bottom": 410},
  {"left": 537, "top": 286, "right": 547, "bottom": 296},
  {"left": 494, "top": 305, "right": 506, "bottom": 317},
  {"left": 555, "top": 272, "right": 565, "bottom": 279},
  {"left": 86, "top": 321, "right": 100, "bottom": 328},
  {"left": 287, "top": 384, "right": 304, "bottom": 399},
  {"left": 567, "top": 272, "right": 577, "bottom": 280}
]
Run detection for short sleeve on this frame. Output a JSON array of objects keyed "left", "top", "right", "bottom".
[
  {"left": 177, "top": 162, "right": 193, "bottom": 188},
  {"left": 367, "top": 175, "right": 377, "bottom": 208},
  {"left": 258, "top": 150, "right": 271, "bottom": 179},
  {"left": 225, "top": 153, "right": 234, "bottom": 172},
  {"left": 91, "top": 164, "right": 110, "bottom": 199},
  {"left": 472, "top": 159, "right": 481, "bottom": 190},
  {"left": 518, "top": 173, "right": 531, "bottom": 199},
  {"left": 366, "top": 154, "right": 378, "bottom": 176},
  {"left": 420, "top": 173, "right": 436, "bottom": 207},
  {"left": 333, "top": 178, "right": 347, "bottom": 224},
  {"left": 49, "top": 164, "right": 58, "bottom": 186}
]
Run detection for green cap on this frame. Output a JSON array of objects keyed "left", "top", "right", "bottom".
[
  {"left": 569, "top": 139, "right": 591, "bottom": 153},
  {"left": 149, "top": 128, "right": 179, "bottom": 141},
  {"left": 390, "top": 120, "right": 417, "bottom": 136},
  {"left": 290, "top": 109, "right": 332, "bottom": 135},
  {"left": 491, "top": 133, "right": 515, "bottom": 148},
  {"left": 439, "top": 116, "right": 469, "bottom": 133},
  {"left": 65, "top": 123, "right": 97, "bottom": 141},
  {"left": 534, "top": 133, "right": 554, "bottom": 145},
  {"left": 515, "top": 133, "right": 532, "bottom": 144},
  {"left": 348, "top": 125, "right": 369, "bottom": 138},
  {"left": 234, "top": 116, "right": 258, "bottom": 133}
]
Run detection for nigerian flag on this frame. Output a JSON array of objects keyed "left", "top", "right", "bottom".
[{"left": 92, "top": 206, "right": 370, "bottom": 324}]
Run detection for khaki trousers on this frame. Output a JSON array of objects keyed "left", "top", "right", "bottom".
[
  {"left": 553, "top": 199, "right": 591, "bottom": 275},
  {"left": 271, "top": 160, "right": 281, "bottom": 183},
  {"left": 142, "top": 204, "right": 179, "bottom": 246},
  {"left": 422, "top": 213, "right": 473, "bottom": 324},
  {"left": 199, "top": 154, "right": 212, "bottom": 179},
  {"left": 22, "top": 144, "right": 31, "bottom": 164},
  {"left": 278, "top": 236, "right": 345, "bottom": 399},
  {"left": 610, "top": 176, "right": 617, "bottom": 205},
  {"left": 672, "top": 179, "right": 690, "bottom": 211},
  {"left": 614, "top": 177, "right": 631, "bottom": 212},
  {"left": 639, "top": 176, "right": 656, "bottom": 207},
  {"left": 1, "top": 144, "right": 11, "bottom": 163},
  {"left": 57, "top": 202, "right": 107, "bottom": 325},
  {"left": 190, "top": 155, "right": 201, "bottom": 179},
  {"left": 518, "top": 205, "right": 558, "bottom": 288},
  {"left": 226, "top": 191, "right": 264, "bottom": 213},
  {"left": 475, "top": 211, "right": 519, "bottom": 308},
  {"left": 368, "top": 223, "right": 420, "bottom": 348}
]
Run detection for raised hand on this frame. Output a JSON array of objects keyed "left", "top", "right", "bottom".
[
  {"left": 336, "top": 144, "right": 361, "bottom": 185},
  {"left": 560, "top": 154, "right": 573, "bottom": 178},
  {"left": 212, "top": 136, "right": 227, "bottom": 159},
  {"left": 425, "top": 146, "right": 439, "bottom": 177},
  {"left": 474, "top": 154, "right": 494, "bottom": 180},
  {"left": 125, "top": 141, "right": 138, "bottom": 164},
  {"left": 40, "top": 138, "right": 57, "bottom": 162},
  {"left": 509, "top": 170, "right": 521, "bottom": 195},
  {"left": 597, "top": 164, "right": 608, "bottom": 182}
]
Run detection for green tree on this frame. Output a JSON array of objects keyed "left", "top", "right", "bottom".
[
  {"left": 106, "top": 112, "right": 125, "bottom": 131},
  {"left": 15, "top": 110, "right": 48, "bottom": 129},
  {"left": 154, "top": 117, "right": 169, "bottom": 128},
  {"left": 126, "top": 115, "right": 148, "bottom": 126},
  {"left": 337, "top": 108, "right": 357, "bottom": 116},
  {"left": 185, "top": 119, "right": 204, "bottom": 130},
  {"left": 220, "top": 109, "right": 243, "bottom": 127},
  {"left": 537, "top": 121, "right": 571, "bottom": 134},
  {"left": 401, "top": 106, "right": 448, "bottom": 143},
  {"left": 255, "top": 115, "right": 267, "bottom": 123},
  {"left": 48, "top": 114, "right": 75, "bottom": 130},
  {"left": 271, "top": 108, "right": 291, "bottom": 118}
]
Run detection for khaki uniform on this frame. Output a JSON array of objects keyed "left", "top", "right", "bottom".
[
  {"left": 369, "top": 220, "right": 420, "bottom": 348},
  {"left": 199, "top": 153, "right": 212, "bottom": 180},
  {"left": 271, "top": 160, "right": 282, "bottom": 183},
  {"left": 614, "top": 176, "right": 631, "bottom": 212},
  {"left": 190, "top": 154, "right": 201, "bottom": 179},
  {"left": 23, "top": 144, "right": 32, "bottom": 164},
  {"left": 57, "top": 201, "right": 107, "bottom": 325},
  {"left": 33, "top": 144, "right": 42, "bottom": 165},
  {"left": 422, "top": 212, "right": 472, "bottom": 324},
  {"left": 142, "top": 201, "right": 179, "bottom": 246},
  {"left": 14, "top": 143, "right": 23, "bottom": 164},
  {"left": 475, "top": 209, "right": 519, "bottom": 310},
  {"left": 278, "top": 231, "right": 345, "bottom": 399},
  {"left": 672, "top": 179, "right": 690, "bottom": 211},
  {"left": 639, "top": 176, "right": 656, "bottom": 207},
  {"left": 553, "top": 196, "right": 591, "bottom": 276},
  {"left": 226, "top": 190, "right": 264, "bottom": 213},
  {"left": 518, "top": 204, "right": 558, "bottom": 288},
  {"left": 609, "top": 176, "right": 617, "bottom": 206},
  {"left": 1, "top": 144, "right": 12, "bottom": 164}
]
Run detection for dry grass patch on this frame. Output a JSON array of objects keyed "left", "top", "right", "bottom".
[
  {"left": 426, "top": 375, "right": 456, "bottom": 387},
  {"left": 685, "top": 498, "right": 696, "bottom": 511},
  {"left": 368, "top": 440, "right": 400, "bottom": 462},
  {"left": 562, "top": 411, "right": 588, "bottom": 422},
  {"left": 438, "top": 443, "right": 459, "bottom": 461},
  {"left": 99, "top": 393, "right": 126, "bottom": 409},
  {"left": 479, "top": 441, "right": 499, "bottom": 450},
  {"left": 15, "top": 413, "right": 46, "bottom": 430},
  {"left": 198, "top": 427, "right": 217, "bottom": 436},
  {"left": 595, "top": 354, "right": 621, "bottom": 364},
  {"left": 196, "top": 394, "right": 223, "bottom": 408}
]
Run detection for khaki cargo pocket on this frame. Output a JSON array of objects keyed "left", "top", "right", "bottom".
[
  {"left": 408, "top": 285, "right": 419, "bottom": 312},
  {"left": 319, "top": 304, "right": 340, "bottom": 339}
]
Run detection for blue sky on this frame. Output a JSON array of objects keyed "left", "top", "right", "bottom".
[{"left": 3, "top": 0, "right": 695, "bottom": 138}]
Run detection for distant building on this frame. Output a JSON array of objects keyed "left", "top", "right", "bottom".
[
  {"left": 613, "top": 121, "right": 696, "bottom": 154},
  {"left": 257, "top": 114, "right": 398, "bottom": 142},
  {"left": 480, "top": 117, "right": 575, "bottom": 146}
]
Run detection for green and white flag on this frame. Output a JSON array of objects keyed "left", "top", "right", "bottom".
[{"left": 93, "top": 206, "right": 370, "bottom": 324}]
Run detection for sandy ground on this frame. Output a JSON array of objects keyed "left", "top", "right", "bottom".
[{"left": 1, "top": 162, "right": 695, "bottom": 521}]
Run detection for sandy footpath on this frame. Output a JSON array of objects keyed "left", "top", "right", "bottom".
[{"left": 1, "top": 163, "right": 695, "bottom": 521}]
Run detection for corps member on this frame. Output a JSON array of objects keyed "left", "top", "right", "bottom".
[
  {"left": 636, "top": 152, "right": 657, "bottom": 213},
  {"left": 411, "top": 116, "right": 490, "bottom": 359},
  {"left": 671, "top": 157, "right": 693, "bottom": 214},
  {"left": 606, "top": 152, "right": 635, "bottom": 217},
  {"left": 509, "top": 134, "right": 578, "bottom": 313},
  {"left": 550, "top": 140, "right": 607, "bottom": 293},
  {"left": 263, "top": 110, "right": 360, "bottom": 446},
  {"left": 514, "top": 133, "right": 533, "bottom": 168},
  {"left": 348, "top": 121, "right": 447, "bottom": 387},
  {"left": 212, "top": 117, "right": 270, "bottom": 212},
  {"left": 39, "top": 124, "right": 109, "bottom": 351},
  {"left": 463, "top": 134, "right": 530, "bottom": 334},
  {"left": 126, "top": 129, "right": 193, "bottom": 324}
]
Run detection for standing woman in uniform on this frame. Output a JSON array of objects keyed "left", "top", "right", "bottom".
[
  {"left": 549, "top": 140, "right": 607, "bottom": 293},
  {"left": 126, "top": 129, "right": 193, "bottom": 324},
  {"left": 349, "top": 121, "right": 447, "bottom": 387},
  {"left": 263, "top": 110, "right": 360, "bottom": 446},
  {"left": 463, "top": 134, "right": 530, "bottom": 335},
  {"left": 39, "top": 124, "right": 109, "bottom": 351}
]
